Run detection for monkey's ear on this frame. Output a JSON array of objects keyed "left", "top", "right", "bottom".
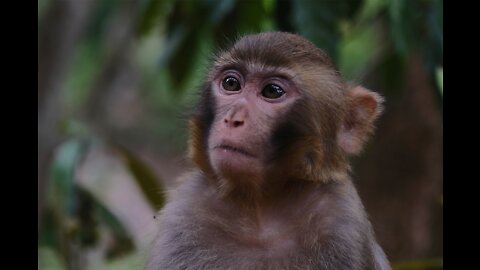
[{"left": 338, "top": 86, "right": 384, "bottom": 155}]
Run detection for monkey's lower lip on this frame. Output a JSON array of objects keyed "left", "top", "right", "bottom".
[{"left": 215, "top": 145, "right": 256, "bottom": 158}]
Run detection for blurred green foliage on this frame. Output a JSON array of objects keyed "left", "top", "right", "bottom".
[
  {"left": 39, "top": 138, "right": 137, "bottom": 269},
  {"left": 393, "top": 258, "right": 443, "bottom": 270},
  {"left": 38, "top": 0, "right": 442, "bottom": 269}
]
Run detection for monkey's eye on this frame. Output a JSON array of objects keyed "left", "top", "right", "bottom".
[
  {"left": 222, "top": 77, "right": 241, "bottom": 91},
  {"left": 261, "top": 84, "right": 285, "bottom": 99}
]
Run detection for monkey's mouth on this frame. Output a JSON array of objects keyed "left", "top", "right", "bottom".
[{"left": 215, "top": 144, "right": 256, "bottom": 158}]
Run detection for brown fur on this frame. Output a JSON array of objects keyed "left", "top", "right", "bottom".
[{"left": 147, "top": 32, "right": 390, "bottom": 270}]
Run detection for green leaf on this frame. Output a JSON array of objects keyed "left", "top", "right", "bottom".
[
  {"left": 165, "top": 25, "right": 205, "bottom": 92},
  {"left": 42, "top": 138, "right": 136, "bottom": 261},
  {"left": 76, "top": 187, "right": 135, "bottom": 259},
  {"left": 292, "top": 0, "right": 363, "bottom": 61},
  {"left": 40, "top": 138, "right": 88, "bottom": 256},
  {"left": 48, "top": 138, "right": 89, "bottom": 217},
  {"left": 137, "top": 0, "right": 176, "bottom": 37},
  {"left": 42, "top": 163, "right": 136, "bottom": 259},
  {"left": 357, "top": 0, "right": 387, "bottom": 22},
  {"left": 114, "top": 144, "right": 166, "bottom": 210},
  {"left": 38, "top": 207, "right": 60, "bottom": 249},
  {"left": 339, "top": 23, "right": 381, "bottom": 81},
  {"left": 436, "top": 67, "right": 443, "bottom": 97},
  {"left": 64, "top": 43, "right": 103, "bottom": 113},
  {"left": 387, "top": 0, "right": 409, "bottom": 55}
]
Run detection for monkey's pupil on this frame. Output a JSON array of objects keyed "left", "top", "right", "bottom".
[
  {"left": 262, "top": 85, "right": 284, "bottom": 99},
  {"left": 222, "top": 77, "right": 240, "bottom": 91}
]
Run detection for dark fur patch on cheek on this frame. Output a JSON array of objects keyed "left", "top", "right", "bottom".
[
  {"left": 197, "top": 84, "right": 216, "bottom": 144},
  {"left": 188, "top": 84, "right": 220, "bottom": 177},
  {"left": 267, "top": 99, "right": 309, "bottom": 162},
  {"left": 268, "top": 121, "right": 300, "bottom": 162}
]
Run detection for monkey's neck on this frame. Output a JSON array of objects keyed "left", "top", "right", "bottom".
[
  {"left": 213, "top": 174, "right": 327, "bottom": 211},
  {"left": 217, "top": 175, "right": 265, "bottom": 207}
]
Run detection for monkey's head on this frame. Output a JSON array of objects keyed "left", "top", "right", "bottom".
[{"left": 188, "top": 32, "right": 383, "bottom": 195}]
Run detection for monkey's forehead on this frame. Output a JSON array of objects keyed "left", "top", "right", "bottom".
[{"left": 216, "top": 32, "right": 336, "bottom": 70}]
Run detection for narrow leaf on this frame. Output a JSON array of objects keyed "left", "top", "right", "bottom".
[{"left": 114, "top": 144, "right": 166, "bottom": 210}]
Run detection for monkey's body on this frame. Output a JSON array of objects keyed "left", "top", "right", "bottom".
[
  {"left": 147, "top": 32, "right": 390, "bottom": 270},
  {"left": 147, "top": 172, "right": 389, "bottom": 270}
]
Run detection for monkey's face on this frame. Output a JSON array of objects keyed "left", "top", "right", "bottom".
[
  {"left": 207, "top": 66, "right": 300, "bottom": 180},
  {"left": 189, "top": 32, "right": 383, "bottom": 188}
]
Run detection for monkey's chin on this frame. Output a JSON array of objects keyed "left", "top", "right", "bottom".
[{"left": 210, "top": 148, "right": 262, "bottom": 179}]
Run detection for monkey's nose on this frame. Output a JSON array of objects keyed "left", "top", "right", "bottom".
[{"left": 224, "top": 118, "right": 244, "bottom": 128}]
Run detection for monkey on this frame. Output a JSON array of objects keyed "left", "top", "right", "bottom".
[{"left": 146, "top": 32, "right": 390, "bottom": 270}]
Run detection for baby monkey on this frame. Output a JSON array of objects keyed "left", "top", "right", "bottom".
[{"left": 147, "top": 32, "right": 390, "bottom": 270}]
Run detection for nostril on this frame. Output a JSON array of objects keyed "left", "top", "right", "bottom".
[
  {"left": 223, "top": 118, "right": 244, "bottom": 128},
  {"left": 233, "top": 120, "right": 244, "bottom": 127}
]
